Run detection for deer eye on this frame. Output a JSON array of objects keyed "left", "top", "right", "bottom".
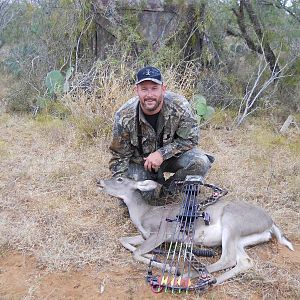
[{"left": 116, "top": 177, "right": 123, "bottom": 183}]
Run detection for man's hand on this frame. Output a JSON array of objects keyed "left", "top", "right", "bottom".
[{"left": 144, "top": 151, "right": 163, "bottom": 172}]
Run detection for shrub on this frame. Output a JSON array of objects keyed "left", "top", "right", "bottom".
[{"left": 5, "top": 83, "right": 37, "bottom": 113}]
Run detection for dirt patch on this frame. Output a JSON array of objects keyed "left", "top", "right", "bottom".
[
  {"left": 1, "top": 243, "right": 299, "bottom": 300},
  {"left": 0, "top": 251, "right": 195, "bottom": 299},
  {"left": 279, "top": 243, "right": 300, "bottom": 264}
]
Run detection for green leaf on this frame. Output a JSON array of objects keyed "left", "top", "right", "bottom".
[
  {"left": 192, "top": 94, "right": 215, "bottom": 121},
  {"left": 193, "top": 94, "right": 208, "bottom": 116}
]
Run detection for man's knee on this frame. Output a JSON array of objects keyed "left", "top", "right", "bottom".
[
  {"left": 191, "top": 155, "right": 212, "bottom": 177},
  {"left": 163, "top": 149, "right": 214, "bottom": 179},
  {"left": 178, "top": 149, "right": 213, "bottom": 172}
]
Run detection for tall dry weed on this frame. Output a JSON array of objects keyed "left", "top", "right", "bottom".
[{"left": 63, "top": 60, "right": 200, "bottom": 127}]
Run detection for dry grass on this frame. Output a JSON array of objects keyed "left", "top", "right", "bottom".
[
  {"left": 0, "top": 114, "right": 134, "bottom": 271},
  {"left": 0, "top": 112, "right": 299, "bottom": 299},
  {"left": 0, "top": 65, "right": 299, "bottom": 298}
]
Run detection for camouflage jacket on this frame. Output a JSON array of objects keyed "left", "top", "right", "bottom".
[{"left": 109, "top": 91, "right": 199, "bottom": 177}]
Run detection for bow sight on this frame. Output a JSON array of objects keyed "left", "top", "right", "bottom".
[{"left": 146, "top": 175, "right": 227, "bottom": 293}]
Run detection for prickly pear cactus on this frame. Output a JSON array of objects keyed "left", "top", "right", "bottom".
[
  {"left": 45, "top": 70, "right": 64, "bottom": 96},
  {"left": 193, "top": 94, "right": 215, "bottom": 121}
]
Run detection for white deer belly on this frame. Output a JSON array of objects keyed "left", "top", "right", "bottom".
[{"left": 194, "top": 220, "right": 222, "bottom": 247}]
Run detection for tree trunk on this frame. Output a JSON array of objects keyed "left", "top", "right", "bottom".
[
  {"left": 232, "top": 4, "right": 262, "bottom": 54},
  {"left": 183, "top": 2, "right": 206, "bottom": 62},
  {"left": 243, "top": 0, "right": 280, "bottom": 75},
  {"left": 233, "top": 0, "right": 281, "bottom": 75}
]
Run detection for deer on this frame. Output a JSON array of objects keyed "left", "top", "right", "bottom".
[{"left": 97, "top": 177, "right": 294, "bottom": 284}]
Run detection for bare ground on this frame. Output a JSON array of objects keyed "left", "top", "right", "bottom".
[{"left": 0, "top": 113, "right": 299, "bottom": 299}]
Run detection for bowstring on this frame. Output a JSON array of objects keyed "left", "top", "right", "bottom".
[
  {"left": 159, "top": 181, "right": 200, "bottom": 293},
  {"left": 148, "top": 175, "right": 175, "bottom": 284},
  {"left": 166, "top": 187, "right": 190, "bottom": 292},
  {"left": 184, "top": 183, "right": 200, "bottom": 290},
  {"left": 176, "top": 183, "right": 199, "bottom": 292}
]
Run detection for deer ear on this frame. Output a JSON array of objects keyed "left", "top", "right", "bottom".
[{"left": 135, "top": 180, "right": 158, "bottom": 191}]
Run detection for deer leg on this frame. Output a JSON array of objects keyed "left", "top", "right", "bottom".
[
  {"left": 181, "top": 228, "right": 239, "bottom": 280},
  {"left": 120, "top": 235, "right": 157, "bottom": 259},
  {"left": 214, "top": 246, "right": 253, "bottom": 284},
  {"left": 119, "top": 235, "right": 145, "bottom": 252},
  {"left": 206, "top": 228, "right": 238, "bottom": 274},
  {"left": 213, "top": 231, "right": 273, "bottom": 284},
  {"left": 183, "top": 237, "right": 239, "bottom": 282},
  {"left": 240, "top": 230, "right": 272, "bottom": 248},
  {"left": 133, "top": 233, "right": 178, "bottom": 273}
]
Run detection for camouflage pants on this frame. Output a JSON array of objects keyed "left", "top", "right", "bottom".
[{"left": 127, "top": 148, "right": 214, "bottom": 203}]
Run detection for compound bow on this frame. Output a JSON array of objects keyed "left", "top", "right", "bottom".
[{"left": 145, "top": 175, "right": 227, "bottom": 294}]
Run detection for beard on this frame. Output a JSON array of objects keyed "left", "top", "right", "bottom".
[{"left": 141, "top": 96, "right": 163, "bottom": 113}]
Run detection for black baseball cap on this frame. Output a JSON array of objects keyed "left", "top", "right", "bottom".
[{"left": 135, "top": 66, "right": 163, "bottom": 85}]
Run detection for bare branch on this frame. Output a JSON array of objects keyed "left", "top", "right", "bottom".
[
  {"left": 235, "top": 43, "right": 294, "bottom": 126},
  {"left": 74, "top": 15, "right": 94, "bottom": 73},
  {"left": 243, "top": 0, "right": 281, "bottom": 74},
  {"left": 261, "top": 0, "right": 300, "bottom": 23}
]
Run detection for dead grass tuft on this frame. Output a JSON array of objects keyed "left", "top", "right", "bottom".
[{"left": 0, "top": 73, "right": 14, "bottom": 114}]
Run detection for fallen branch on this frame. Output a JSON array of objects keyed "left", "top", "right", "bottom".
[{"left": 279, "top": 115, "right": 300, "bottom": 134}]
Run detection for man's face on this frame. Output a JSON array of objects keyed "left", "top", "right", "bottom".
[{"left": 135, "top": 81, "right": 166, "bottom": 115}]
